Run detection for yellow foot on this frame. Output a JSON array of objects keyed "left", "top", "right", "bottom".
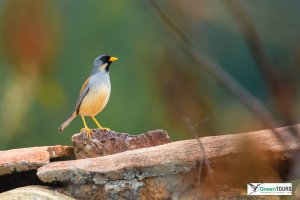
[
  {"left": 100, "top": 127, "right": 111, "bottom": 131},
  {"left": 80, "top": 127, "right": 94, "bottom": 139}
]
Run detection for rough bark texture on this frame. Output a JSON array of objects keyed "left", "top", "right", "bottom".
[
  {"left": 0, "top": 145, "right": 74, "bottom": 176},
  {"left": 72, "top": 129, "right": 170, "bottom": 159},
  {"left": 37, "top": 125, "right": 300, "bottom": 199}
]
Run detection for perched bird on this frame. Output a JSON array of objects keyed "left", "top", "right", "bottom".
[{"left": 58, "top": 54, "right": 118, "bottom": 138}]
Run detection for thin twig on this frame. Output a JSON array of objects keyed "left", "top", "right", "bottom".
[
  {"left": 183, "top": 117, "right": 209, "bottom": 184},
  {"left": 148, "top": 0, "right": 284, "bottom": 142},
  {"left": 183, "top": 117, "right": 218, "bottom": 200}
]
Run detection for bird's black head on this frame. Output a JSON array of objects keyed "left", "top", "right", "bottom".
[{"left": 93, "top": 54, "right": 118, "bottom": 72}]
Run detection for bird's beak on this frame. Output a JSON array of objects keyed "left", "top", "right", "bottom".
[{"left": 109, "top": 57, "right": 118, "bottom": 62}]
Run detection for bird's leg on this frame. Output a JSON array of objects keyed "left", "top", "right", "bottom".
[
  {"left": 80, "top": 114, "right": 94, "bottom": 139},
  {"left": 91, "top": 116, "right": 102, "bottom": 128},
  {"left": 91, "top": 116, "right": 110, "bottom": 131}
]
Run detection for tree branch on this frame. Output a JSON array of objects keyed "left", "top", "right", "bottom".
[
  {"left": 148, "top": 0, "right": 283, "bottom": 140},
  {"left": 224, "top": 0, "right": 296, "bottom": 134}
]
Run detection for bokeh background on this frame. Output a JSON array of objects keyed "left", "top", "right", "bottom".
[{"left": 1, "top": 0, "right": 300, "bottom": 150}]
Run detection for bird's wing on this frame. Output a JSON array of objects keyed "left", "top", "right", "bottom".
[
  {"left": 80, "top": 78, "right": 90, "bottom": 94},
  {"left": 75, "top": 78, "right": 90, "bottom": 114}
]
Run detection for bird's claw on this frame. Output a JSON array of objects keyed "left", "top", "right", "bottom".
[
  {"left": 100, "top": 127, "right": 110, "bottom": 131},
  {"left": 80, "top": 127, "right": 94, "bottom": 139}
]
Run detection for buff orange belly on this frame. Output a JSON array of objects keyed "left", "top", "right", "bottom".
[{"left": 79, "top": 86, "right": 110, "bottom": 116}]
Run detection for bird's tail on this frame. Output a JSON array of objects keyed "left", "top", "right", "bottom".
[{"left": 58, "top": 112, "right": 77, "bottom": 133}]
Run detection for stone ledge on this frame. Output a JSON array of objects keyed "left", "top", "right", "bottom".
[
  {"left": 0, "top": 185, "right": 75, "bottom": 200},
  {"left": 36, "top": 125, "right": 300, "bottom": 199},
  {"left": 72, "top": 129, "right": 170, "bottom": 159},
  {"left": 0, "top": 145, "right": 74, "bottom": 176}
]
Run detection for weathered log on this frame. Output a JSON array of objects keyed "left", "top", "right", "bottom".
[
  {"left": 72, "top": 129, "right": 170, "bottom": 159},
  {"left": 37, "top": 125, "right": 300, "bottom": 199}
]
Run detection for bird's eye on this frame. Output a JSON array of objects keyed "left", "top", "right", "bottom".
[{"left": 101, "top": 56, "right": 108, "bottom": 63}]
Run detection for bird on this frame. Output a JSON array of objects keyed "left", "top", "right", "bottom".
[{"left": 58, "top": 54, "right": 118, "bottom": 138}]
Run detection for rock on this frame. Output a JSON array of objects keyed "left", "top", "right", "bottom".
[
  {"left": 72, "top": 129, "right": 170, "bottom": 159},
  {"left": 0, "top": 185, "right": 75, "bottom": 200},
  {"left": 37, "top": 124, "right": 300, "bottom": 200},
  {"left": 0, "top": 145, "right": 74, "bottom": 176},
  {"left": 295, "top": 183, "right": 300, "bottom": 199}
]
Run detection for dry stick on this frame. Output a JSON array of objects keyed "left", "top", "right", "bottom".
[
  {"left": 183, "top": 118, "right": 218, "bottom": 197},
  {"left": 148, "top": 0, "right": 284, "bottom": 143},
  {"left": 224, "top": 0, "right": 298, "bottom": 136},
  {"left": 184, "top": 118, "right": 219, "bottom": 199}
]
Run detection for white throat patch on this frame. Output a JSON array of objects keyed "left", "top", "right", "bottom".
[{"left": 100, "top": 63, "right": 108, "bottom": 70}]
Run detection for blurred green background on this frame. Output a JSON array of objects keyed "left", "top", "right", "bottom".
[{"left": 0, "top": 0, "right": 300, "bottom": 149}]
